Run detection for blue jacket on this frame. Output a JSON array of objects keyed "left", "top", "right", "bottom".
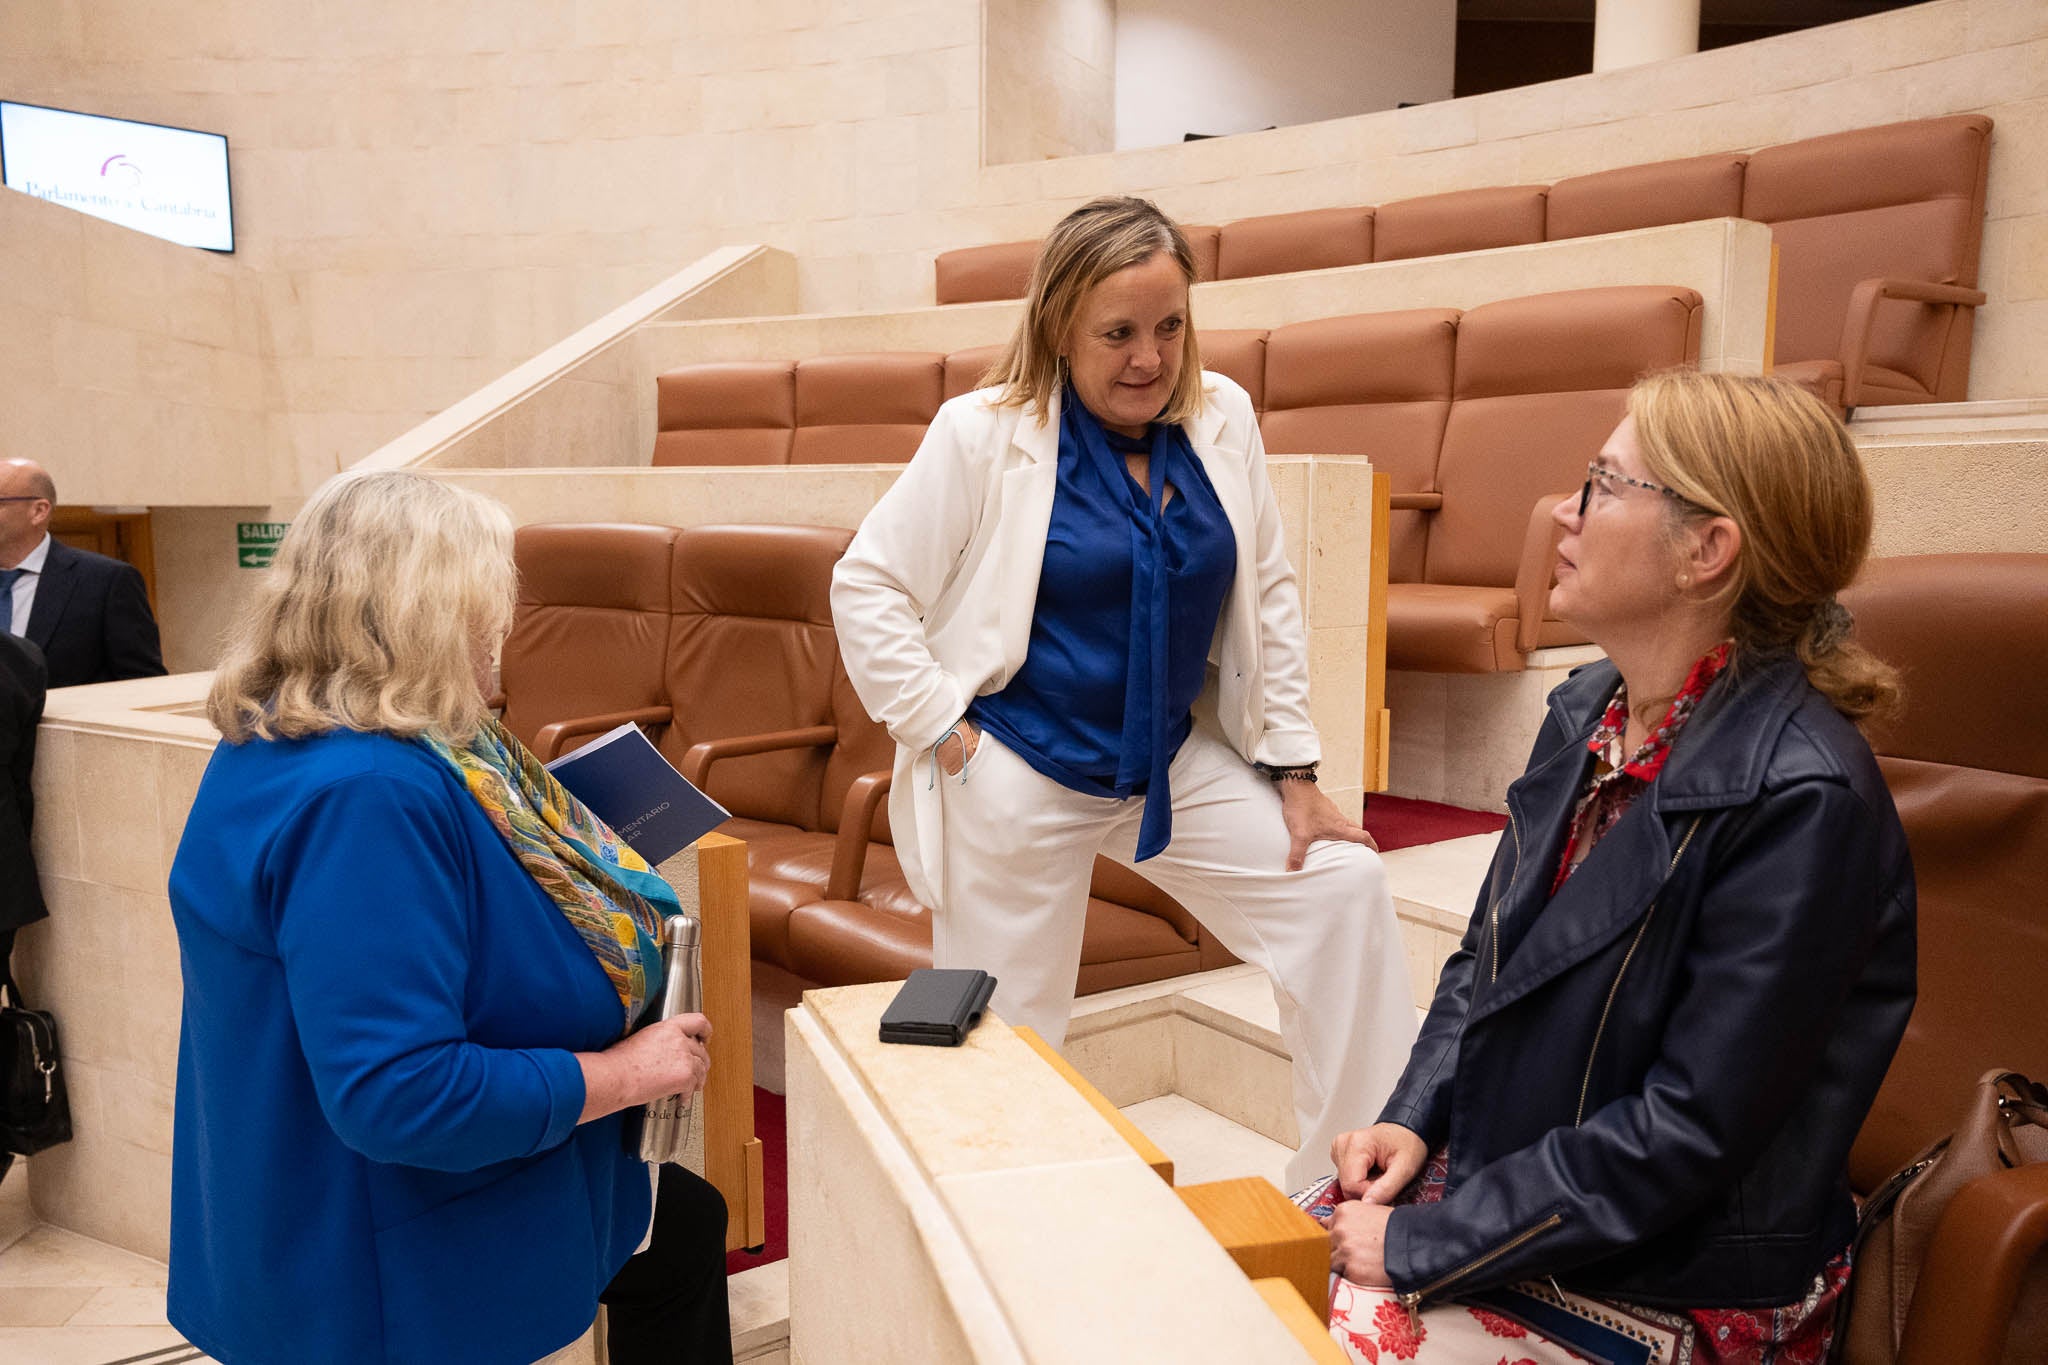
[
  {"left": 1381, "top": 654, "right": 1916, "bottom": 1309},
  {"left": 167, "top": 729, "right": 652, "bottom": 1365}
]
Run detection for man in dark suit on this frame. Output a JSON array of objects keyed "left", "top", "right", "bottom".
[
  {"left": 0, "top": 631, "right": 47, "bottom": 972},
  {"left": 0, "top": 459, "right": 166, "bottom": 688},
  {"left": 0, "top": 630, "right": 46, "bottom": 1184}
]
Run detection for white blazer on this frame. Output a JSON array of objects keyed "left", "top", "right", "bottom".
[{"left": 830, "top": 371, "right": 1320, "bottom": 907}]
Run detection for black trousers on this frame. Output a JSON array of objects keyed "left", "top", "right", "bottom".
[
  {"left": 0, "top": 927, "right": 14, "bottom": 1185},
  {"left": 601, "top": 1163, "right": 734, "bottom": 1364}
]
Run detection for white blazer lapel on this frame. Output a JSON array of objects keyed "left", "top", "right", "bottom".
[
  {"left": 1187, "top": 397, "right": 1252, "bottom": 555},
  {"left": 1185, "top": 393, "right": 1258, "bottom": 676},
  {"left": 993, "top": 394, "right": 1061, "bottom": 677}
]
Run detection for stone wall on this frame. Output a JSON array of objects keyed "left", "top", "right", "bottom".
[
  {"left": 0, "top": 187, "right": 271, "bottom": 506},
  {"left": 3, "top": 0, "right": 2043, "bottom": 503},
  {"left": 983, "top": 0, "right": 1115, "bottom": 164},
  {"left": 144, "top": 246, "right": 793, "bottom": 670}
]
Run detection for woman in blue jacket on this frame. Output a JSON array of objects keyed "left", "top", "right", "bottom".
[
  {"left": 168, "top": 471, "right": 722, "bottom": 1364},
  {"left": 1315, "top": 371, "right": 1917, "bottom": 1363}
]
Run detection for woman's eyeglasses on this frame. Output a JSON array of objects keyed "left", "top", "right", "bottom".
[{"left": 1577, "top": 462, "right": 1693, "bottom": 517}]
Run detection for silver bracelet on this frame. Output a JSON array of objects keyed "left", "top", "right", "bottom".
[{"left": 928, "top": 723, "right": 970, "bottom": 788}]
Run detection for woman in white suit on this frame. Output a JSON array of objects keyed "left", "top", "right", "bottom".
[{"left": 831, "top": 197, "right": 1414, "bottom": 1186}]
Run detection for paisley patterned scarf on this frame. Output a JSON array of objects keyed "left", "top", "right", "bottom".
[{"left": 419, "top": 716, "right": 679, "bottom": 1030}]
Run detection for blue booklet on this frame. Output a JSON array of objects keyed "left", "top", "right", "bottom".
[{"left": 543, "top": 722, "right": 730, "bottom": 866}]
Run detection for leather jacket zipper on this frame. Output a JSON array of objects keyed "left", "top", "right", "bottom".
[
  {"left": 1398, "top": 1211, "right": 1563, "bottom": 1323},
  {"left": 1487, "top": 810, "right": 1524, "bottom": 986},
  {"left": 1574, "top": 815, "right": 1704, "bottom": 1126}
]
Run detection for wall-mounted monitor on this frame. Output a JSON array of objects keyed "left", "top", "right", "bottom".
[{"left": 0, "top": 100, "right": 233, "bottom": 252}]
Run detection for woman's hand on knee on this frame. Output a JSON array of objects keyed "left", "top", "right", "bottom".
[
  {"left": 1278, "top": 781, "right": 1378, "bottom": 871},
  {"left": 1327, "top": 1199, "right": 1395, "bottom": 1287},
  {"left": 1332, "top": 1122, "right": 1427, "bottom": 1202}
]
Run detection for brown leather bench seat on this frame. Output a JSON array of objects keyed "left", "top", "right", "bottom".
[
  {"left": 1740, "top": 118, "right": 1990, "bottom": 411},
  {"left": 932, "top": 115, "right": 1992, "bottom": 408},
  {"left": 1838, "top": 553, "right": 2048, "bottom": 1361},
  {"left": 933, "top": 223, "right": 1222, "bottom": 315},
  {"left": 1389, "top": 284, "right": 1703, "bottom": 672},
  {"left": 783, "top": 878, "right": 1210, "bottom": 993},
  {"left": 718, "top": 660, "right": 1225, "bottom": 990},
  {"left": 652, "top": 282, "right": 1703, "bottom": 674},
  {"left": 500, "top": 521, "right": 1235, "bottom": 996},
  {"left": 1371, "top": 184, "right": 1548, "bottom": 262},
  {"left": 499, "top": 520, "right": 676, "bottom": 752},
  {"left": 520, "top": 282, "right": 1709, "bottom": 991},
  {"left": 654, "top": 354, "right": 947, "bottom": 467}
]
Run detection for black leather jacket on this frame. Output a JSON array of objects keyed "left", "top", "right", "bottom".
[{"left": 1380, "top": 653, "right": 1916, "bottom": 1310}]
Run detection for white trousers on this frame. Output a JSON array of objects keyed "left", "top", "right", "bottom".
[{"left": 933, "top": 727, "right": 1417, "bottom": 1189}]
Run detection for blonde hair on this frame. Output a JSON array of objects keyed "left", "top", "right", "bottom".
[
  {"left": 981, "top": 196, "right": 1206, "bottom": 426},
  {"left": 1628, "top": 369, "right": 1900, "bottom": 724},
  {"left": 208, "top": 471, "right": 517, "bottom": 744}
]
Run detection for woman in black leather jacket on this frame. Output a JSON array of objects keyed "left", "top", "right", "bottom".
[{"left": 1320, "top": 370, "right": 1916, "bottom": 1363}]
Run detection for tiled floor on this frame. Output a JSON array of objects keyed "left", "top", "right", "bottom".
[
  {"left": 0, "top": 835, "right": 1496, "bottom": 1364},
  {"left": 0, "top": 1162, "right": 789, "bottom": 1365},
  {"left": 0, "top": 1164, "right": 200, "bottom": 1365}
]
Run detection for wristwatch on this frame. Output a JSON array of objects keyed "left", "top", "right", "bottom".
[{"left": 1256, "top": 761, "right": 1319, "bottom": 784}]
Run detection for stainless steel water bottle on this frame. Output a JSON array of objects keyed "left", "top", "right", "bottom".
[{"left": 637, "top": 913, "right": 704, "bottom": 1165}]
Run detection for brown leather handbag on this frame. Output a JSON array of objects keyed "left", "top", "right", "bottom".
[{"left": 1839, "top": 1069, "right": 2048, "bottom": 1364}]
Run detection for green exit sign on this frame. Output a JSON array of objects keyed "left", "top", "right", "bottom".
[{"left": 237, "top": 521, "right": 289, "bottom": 569}]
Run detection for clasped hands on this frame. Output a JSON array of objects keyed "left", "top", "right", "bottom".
[{"left": 1322, "top": 1122, "right": 1427, "bottom": 1287}]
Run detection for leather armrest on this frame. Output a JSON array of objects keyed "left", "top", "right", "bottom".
[
  {"left": 1388, "top": 491, "right": 1443, "bottom": 511},
  {"left": 825, "top": 769, "right": 894, "bottom": 902},
  {"left": 1838, "top": 277, "right": 1988, "bottom": 410},
  {"left": 533, "top": 705, "right": 674, "bottom": 762},
  {"left": 1513, "top": 493, "right": 1570, "bottom": 655},
  {"left": 1898, "top": 1162, "right": 2048, "bottom": 1365},
  {"left": 680, "top": 725, "right": 838, "bottom": 789}
]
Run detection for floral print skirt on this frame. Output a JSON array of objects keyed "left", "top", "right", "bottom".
[
  {"left": 1295, "top": 1150, "right": 1849, "bottom": 1365},
  {"left": 1324, "top": 1275, "right": 1682, "bottom": 1364}
]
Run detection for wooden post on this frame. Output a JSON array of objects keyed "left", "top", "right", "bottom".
[
  {"left": 1764, "top": 240, "right": 1780, "bottom": 373},
  {"left": 1013, "top": 1025, "right": 1174, "bottom": 1185},
  {"left": 1252, "top": 1279, "right": 1349, "bottom": 1364},
  {"left": 691, "top": 832, "right": 765, "bottom": 1252},
  {"left": 1364, "top": 471, "right": 1393, "bottom": 793},
  {"left": 1177, "top": 1178, "right": 1332, "bottom": 1323}
]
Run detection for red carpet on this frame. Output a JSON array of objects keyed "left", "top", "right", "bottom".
[
  {"left": 724, "top": 795, "right": 1503, "bottom": 1276},
  {"left": 726, "top": 1087, "right": 788, "bottom": 1275},
  {"left": 1360, "top": 793, "right": 1506, "bottom": 850}
]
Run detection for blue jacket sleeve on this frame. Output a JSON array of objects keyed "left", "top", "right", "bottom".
[{"left": 266, "top": 769, "right": 587, "bottom": 1171}]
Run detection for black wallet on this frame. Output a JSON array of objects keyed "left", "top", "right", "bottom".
[{"left": 878, "top": 968, "right": 997, "bottom": 1046}]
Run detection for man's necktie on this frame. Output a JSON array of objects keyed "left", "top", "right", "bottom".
[{"left": 0, "top": 568, "right": 22, "bottom": 635}]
